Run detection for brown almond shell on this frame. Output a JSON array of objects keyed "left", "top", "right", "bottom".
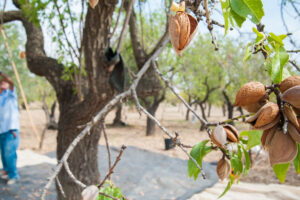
[
  {"left": 269, "top": 129, "right": 298, "bottom": 166},
  {"left": 280, "top": 76, "right": 300, "bottom": 93},
  {"left": 234, "top": 82, "right": 266, "bottom": 107},
  {"left": 282, "top": 85, "right": 300, "bottom": 109}
]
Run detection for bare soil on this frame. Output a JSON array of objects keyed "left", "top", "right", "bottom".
[{"left": 19, "top": 102, "right": 300, "bottom": 186}]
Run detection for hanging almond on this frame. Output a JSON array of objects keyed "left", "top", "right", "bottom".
[
  {"left": 268, "top": 129, "right": 297, "bottom": 166},
  {"left": 282, "top": 85, "right": 300, "bottom": 109},
  {"left": 288, "top": 123, "right": 300, "bottom": 143},
  {"left": 283, "top": 104, "right": 299, "bottom": 128},
  {"left": 81, "top": 185, "right": 99, "bottom": 200},
  {"left": 223, "top": 124, "right": 239, "bottom": 143},
  {"left": 279, "top": 76, "right": 300, "bottom": 93},
  {"left": 246, "top": 102, "right": 279, "bottom": 130},
  {"left": 211, "top": 125, "right": 227, "bottom": 148},
  {"left": 216, "top": 157, "right": 231, "bottom": 181},
  {"left": 169, "top": 1, "right": 198, "bottom": 56},
  {"left": 89, "top": 0, "right": 99, "bottom": 9},
  {"left": 234, "top": 82, "right": 267, "bottom": 113}
]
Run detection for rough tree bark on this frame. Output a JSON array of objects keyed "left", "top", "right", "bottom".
[
  {"left": 222, "top": 89, "right": 234, "bottom": 125},
  {"left": 185, "top": 95, "right": 192, "bottom": 121},
  {"left": 2, "top": 1, "right": 118, "bottom": 199},
  {"left": 126, "top": 0, "right": 164, "bottom": 136},
  {"left": 196, "top": 77, "right": 219, "bottom": 131},
  {"left": 112, "top": 104, "right": 126, "bottom": 126}
]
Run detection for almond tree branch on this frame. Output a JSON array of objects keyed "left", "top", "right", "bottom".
[
  {"left": 63, "top": 161, "right": 86, "bottom": 188},
  {"left": 98, "top": 192, "right": 119, "bottom": 200},
  {"left": 132, "top": 86, "right": 207, "bottom": 179},
  {"left": 109, "top": 0, "right": 124, "bottom": 38},
  {"left": 102, "top": 120, "right": 112, "bottom": 172},
  {"left": 287, "top": 49, "right": 300, "bottom": 53},
  {"left": 40, "top": 34, "right": 169, "bottom": 200},
  {"left": 203, "top": 0, "right": 218, "bottom": 50},
  {"left": 116, "top": 0, "right": 135, "bottom": 52},
  {"left": 55, "top": 177, "right": 66, "bottom": 198},
  {"left": 98, "top": 145, "right": 127, "bottom": 188}
]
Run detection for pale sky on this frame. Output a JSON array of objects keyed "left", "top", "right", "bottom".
[{"left": 3, "top": 0, "right": 300, "bottom": 59}]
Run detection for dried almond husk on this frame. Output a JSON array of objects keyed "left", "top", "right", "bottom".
[
  {"left": 280, "top": 76, "right": 300, "bottom": 93},
  {"left": 288, "top": 123, "right": 300, "bottom": 143},
  {"left": 169, "top": 3, "right": 198, "bottom": 56},
  {"left": 211, "top": 125, "right": 227, "bottom": 148},
  {"left": 261, "top": 126, "right": 277, "bottom": 150},
  {"left": 89, "top": 0, "right": 99, "bottom": 9},
  {"left": 234, "top": 82, "right": 266, "bottom": 107},
  {"left": 82, "top": 185, "right": 99, "bottom": 200},
  {"left": 242, "top": 100, "right": 268, "bottom": 113},
  {"left": 283, "top": 104, "right": 299, "bottom": 128},
  {"left": 246, "top": 102, "right": 279, "bottom": 130},
  {"left": 268, "top": 129, "right": 298, "bottom": 166},
  {"left": 170, "top": 1, "right": 185, "bottom": 12},
  {"left": 282, "top": 85, "right": 300, "bottom": 109},
  {"left": 216, "top": 157, "right": 231, "bottom": 181},
  {"left": 223, "top": 124, "right": 239, "bottom": 143}
]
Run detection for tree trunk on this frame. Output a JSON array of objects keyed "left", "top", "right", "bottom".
[
  {"left": 56, "top": 109, "right": 103, "bottom": 200},
  {"left": 223, "top": 90, "right": 234, "bottom": 125},
  {"left": 199, "top": 102, "right": 207, "bottom": 131},
  {"left": 237, "top": 106, "right": 245, "bottom": 122},
  {"left": 222, "top": 104, "right": 226, "bottom": 117},
  {"left": 185, "top": 95, "right": 191, "bottom": 121},
  {"left": 144, "top": 93, "right": 165, "bottom": 136},
  {"left": 113, "top": 104, "right": 125, "bottom": 126},
  {"left": 207, "top": 103, "right": 212, "bottom": 118}
]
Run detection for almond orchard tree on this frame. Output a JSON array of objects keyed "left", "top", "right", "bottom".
[{"left": 1, "top": 0, "right": 300, "bottom": 199}]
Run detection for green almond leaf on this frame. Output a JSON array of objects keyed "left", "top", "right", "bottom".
[
  {"left": 253, "top": 28, "right": 265, "bottom": 44},
  {"left": 221, "top": 0, "right": 230, "bottom": 35},
  {"left": 241, "top": 130, "right": 262, "bottom": 150},
  {"left": 218, "top": 176, "right": 234, "bottom": 198},
  {"left": 293, "top": 144, "right": 300, "bottom": 174},
  {"left": 241, "top": 145, "right": 251, "bottom": 176},
  {"left": 231, "top": 155, "right": 243, "bottom": 175},
  {"left": 229, "top": 9, "right": 246, "bottom": 27},
  {"left": 230, "top": 0, "right": 264, "bottom": 24},
  {"left": 242, "top": 0, "right": 264, "bottom": 23},
  {"left": 244, "top": 43, "right": 252, "bottom": 62},
  {"left": 268, "top": 32, "right": 284, "bottom": 47},
  {"left": 271, "top": 47, "right": 289, "bottom": 83},
  {"left": 273, "top": 163, "right": 290, "bottom": 183},
  {"left": 187, "top": 140, "right": 212, "bottom": 180}
]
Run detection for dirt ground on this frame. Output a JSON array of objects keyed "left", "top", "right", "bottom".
[{"left": 19, "top": 102, "right": 300, "bottom": 186}]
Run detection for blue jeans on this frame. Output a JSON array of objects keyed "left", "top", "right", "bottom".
[{"left": 0, "top": 130, "right": 19, "bottom": 179}]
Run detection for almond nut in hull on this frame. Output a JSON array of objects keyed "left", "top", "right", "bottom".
[
  {"left": 282, "top": 85, "right": 300, "bottom": 109},
  {"left": 234, "top": 82, "right": 266, "bottom": 107},
  {"left": 223, "top": 124, "right": 239, "bottom": 143},
  {"left": 288, "top": 123, "right": 300, "bottom": 143},
  {"left": 216, "top": 157, "right": 231, "bottom": 181},
  {"left": 268, "top": 129, "right": 298, "bottom": 166},
  {"left": 280, "top": 76, "right": 300, "bottom": 93},
  {"left": 211, "top": 125, "right": 227, "bottom": 148}
]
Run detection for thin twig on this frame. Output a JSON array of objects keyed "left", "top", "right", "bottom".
[
  {"left": 64, "top": 161, "right": 86, "bottom": 188},
  {"left": 116, "top": 0, "right": 135, "bottom": 52},
  {"left": 132, "top": 90, "right": 206, "bottom": 179},
  {"left": 207, "top": 114, "right": 253, "bottom": 126},
  {"left": 53, "top": 0, "right": 79, "bottom": 58},
  {"left": 99, "top": 192, "right": 119, "bottom": 200},
  {"left": 152, "top": 62, "right": 211, "bottom": 137},
  {"left": 109, "top": 0, "right": 124, "bottom": 38},
  {"left": 287, "top": 49, "right": 300, "bottom": 53},
  {"left": 98, "top": 145, "right": 127, "bottom": 188},
  {"left": 55, "top": 177, "right": 66, "bottom": 198},
  {"left": 203, "top": 0, "right": 218, "bottom": 50},
  {"left": 289, "top": 60, "right": 300, "bottom": 71},
  {"left": 102, "top": 120, "right": 112, "bottom": 172},
  {"left": 66, "top": 0, "right": 79, "bottom": 50}
]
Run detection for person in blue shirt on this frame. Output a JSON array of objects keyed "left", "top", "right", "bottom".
[{"left": 0, "top": 71, "right": 20, "bottom": 185}]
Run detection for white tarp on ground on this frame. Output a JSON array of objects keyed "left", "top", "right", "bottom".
[{"left": 189, "top": 181, "right": 300, "bottom": 200}]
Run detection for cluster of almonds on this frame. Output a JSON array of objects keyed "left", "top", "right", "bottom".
[
  {"left": 211, "top": 124, "right": 239, "bottom": 180},
  {"left": 235, "top": 76, "right": 300, "bottom": 166},
  {"left": 169, "top": 1, "right": 198, "bottom": 56}
]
